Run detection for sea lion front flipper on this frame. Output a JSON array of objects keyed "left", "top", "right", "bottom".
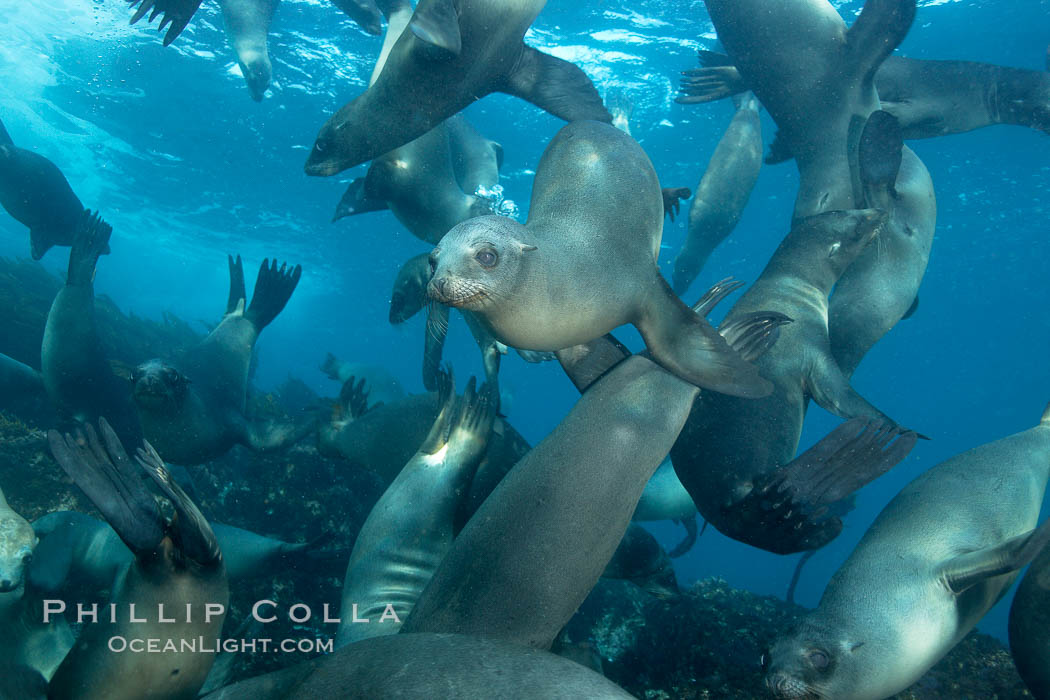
[
  {"left": 244, "top": 258, "right": 302, "bottom": 331},
  {"left": 226, "top": 254, "right": 246, "bottom": 314},
  {"left": 409, "top": 0, "right": 462, "bottom": 57},
  {"left": 502, "top": 45, "right": 612, "bottom": 123},
  {"left": 677, "top": 66, "right": 748, "bottom": 105},
  {"left": 332, "top": 177, "right": 389, "bottom": 222},
  {"left": 939, "top": 517, "right": 1050, "bottom": 595},
  {"left": 807, "top": 354, "right": 896, "bottom": 424},
  {"left": 127, "top": 0, "right": 205, "bottom": 47},
  {"left": 668, "top": 514, "right": 699, "bottom": 558},
  {"left": 845, "top": 0, "right": 916, "bottom": 80},
  {"left": 423, "top": 303, "right": 450, "bottom": 391},
  {"left": 47, "top": 419, "right": 164, "bottom": 555},
  {"left": 136, "top": 440, "right": 221, "bottom": 565}
]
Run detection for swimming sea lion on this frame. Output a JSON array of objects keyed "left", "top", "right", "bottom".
[
  {"left": 337, "top": 372, "right": 492, "bottom": 646},
  {"left": 602, "top": 523, "right": 680, "bottom": 599},
  {"left": 219, "top": 0, "right": 280, "bottom": 101},
  {"left": 0, "top": 118, "right": 100, "bottom": 260},
  {"left": 319, "top": 352, "right": 404, "bottom": 407},
  {"left": 766, "top": 404, "right": 1050, "bottom": 700},
  {"left": 428, "top": 120, "right": 770, "bottom": 398},
  {"left": 680, "top": 51, "right": 1050, "bottom": 142},
  {"left": 132, "top": 255, "right": 307, "bottom": 465},
  {"left": 201, "top": 632, "right": 634, "bottom": 699},
  {"left": 0, "top": 487, "right": 36, "bottom": 594},
  {"left": 1010, "top": 540, "right": 1050, "bottom": 699},
  {"left": 41, "top": 213, "right": 143, "bottom": 446},
  {"left": 304, "top": 0, "right": 611, "bottom": 176},
  {"left": 47, "top": 419, "right": 228, "bottom": 699},
  {"left": 672, "top": 92, "right": 762, "bottom": 296}
]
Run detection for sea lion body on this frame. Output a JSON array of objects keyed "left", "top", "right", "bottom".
[
  {"left": 0, "top": 489, "right": 36, "bottom": 594},
  {"left": 220, "top": 0, "right": 280, "bottom": 101},
  {"left": 1010, "top": 543, "right": 1050, "bottom": 699},
  {"left": 766, "top": 407, "right": 1050, "bottom": 700}
]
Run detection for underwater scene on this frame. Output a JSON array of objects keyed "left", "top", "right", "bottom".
[{"left": 0, "top": 0, "right": 1049, "bottom": 697}]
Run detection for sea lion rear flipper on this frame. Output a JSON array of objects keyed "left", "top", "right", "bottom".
[
  {"left": 226, "top": 254, "right": 246, "bottom": 314},
  {"left": 127, "top": 0, "right": 205, "bottom": 46},
  {"left": 408, "top": 0, "right": 461, "bottom": 57},
  {"left": 423, "top": 303, "right": 450, "bottom": 391},
  {"left": 47, "top": 419, "right": 165, "bottom": 555},
  {"left": 939, "top": 517, "right": 1050, "bottom": 594},
  {"left": 63, "top": 210, "right": 111, "bottom": 280},
  {"left": 859, "top": 110, "right": 904, "bottom": 209},
  {"left": 845, "top": 0, "right": 916, "bottom": 80},
  {"left": 667, "top": 514, "right": 699, "bottom": 558},
  {"left": 0, "top": 117, "right": 12, "bottom": 146},
  {"left": 332, "top": 177, "right": 389, "bottom": 222},
  {"left": 244, "top": 258, "right": 302, "bottom": 331},
  {"left": 445, "top": 376, "right": 496, "bottom": 469},
  {"left": 502, "top": 45, "right": 612, "bottom": 123},
  {"left": 676, "top": 65, "right": 749, "bottom": 105}
]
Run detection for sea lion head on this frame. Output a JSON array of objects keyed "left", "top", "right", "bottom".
[
  {"left": 237, "top": 50, "right": 273, "bottom": 102},
  {"left": 0, "top": 510, "right": 36, "bottom": 593},
  {"left": 131, "top": 359, "right": 192, "bottom": 411},
  {"left": 787, "top": 208, "right": 886, "bottom": 281},
  {"left": 305, "top": 102, "right": 361, "bottom": 177},
  {"left": 765, "top": 621, "right": 870, "bottom": 700},
  {"left": 426, "top": 216, "right": 536, "bottom": 311},
  {"left": 389, "top": 253, "right": 432, "bottom": 324}
]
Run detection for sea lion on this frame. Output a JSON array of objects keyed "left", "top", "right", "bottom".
[
  {"left": 0, "top": 487, "right": 36, "bottom": 594},
  {"left": 201, "top": 632, "right": 634, "bottom": 699},
  {"left": 219, "top": 0, "right": 280, "bottom": 101},
  {"left": 428, "top": 120, "right": 770, "bottom": 398},
  {"left": 319, "top": 352, "right": 404, "bottom": 407},
  {"left": 766, "top": 404, "right": 1050, "bottom": 700},
  {"left": 329, "top": 0, "right": 382, "bottom": 35},
  {"left": 602, "top": 523, "right": 680, "bottom": 599},
  {"left": 633, "top": 458, "right": 701, "bottom": 557},
  {"left": 41, "top": 213, "right": 143, "bottom": 446},
  {"left": 47, "top": 419, "right": 228, "bottom": 700},
  {"left": 337, "top": 372, "right": 492, "bottom": 646},
  {"left": 0, "top": 117, "right": 99, "bottom": 260},
  {"left": 132, "top": 255, "right": 307, "bottom": 465},
  {"left": 388, "top": 253, "right": 431, "bottom": 324},
  {"left": 304, "top": 0, "right": 611, "bottom": 176},
  {"left": 447, "top": 114, "right": 504, "bottom": 197},
  {"left": 680, "top": 51, "right": 1050, "bottom": 141},
  {"left": 1010, "top": 540, "right": 1050, "bottom": 699},
  {"left": 702, "top": 0, "right": 915, "bottom": 218},
  {"left": 672, "top": 92, "right": 762, "bottom": 296}
]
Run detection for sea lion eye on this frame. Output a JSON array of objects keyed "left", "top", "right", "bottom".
[
  {"left": 808, "top": 650, "right": 829, "bottom": 669},
  {"left": 760, "top": 651, "right": 769, "bottom": 670},
  {"left": 475, "top": 249, "right": 498, "bottom": 268},
  {"left": 21, "top": 553, "right": 31, "bottom": 566}
]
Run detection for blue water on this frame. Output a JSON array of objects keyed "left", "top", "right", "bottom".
[{"left": 1, "top": 0, "right": 1048, "bottom": 644}]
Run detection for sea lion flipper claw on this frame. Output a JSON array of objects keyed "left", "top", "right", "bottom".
[
  {"left": 332, "top": 177, "right": 389, "bottom": 222},
  {"left": 502, "top": 46, "right": 612, "bottom": 123}
]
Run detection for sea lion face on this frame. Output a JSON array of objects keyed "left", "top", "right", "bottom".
[
  {"left": 305, "top": 104, "right": 360, "bottom": 177},
  {"left": 132, "top": 359, "right": 191, "bottom": 411},
  {"left": 427, "top": 216, "right": 535, "bottom": 311},
  {"left": 765, "top": 624, "right": 869, "bottom": 700},
  {"left": 237, "top": 51, "right": 273, "bottom": 102},
  {"left": 389, "top": 254, "right": 432, "bottom": 324},
  {"left": 0, "top": 513, "right": 36, "bottom": 593}
]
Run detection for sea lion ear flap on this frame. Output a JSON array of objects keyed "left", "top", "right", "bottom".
[
  {"left": 409, "top": 0, "right": 462, "bottom": 58},
  {"left": 938, "top": 517, "right": 1050, "bottom": 595}
]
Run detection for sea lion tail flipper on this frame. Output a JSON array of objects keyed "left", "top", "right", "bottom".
[
  {"left": 640, "top": 276, "right": 772, "bottom": 398},
  {"left": 332, "top": 177, "right": 388, "bottom": 223},
  {"left": 244, "top": 258, "right": 302, "bottom": 331},
  {"left": 408, "top": 0, "right": 461, "bottom": 57},
  {"left": 717, "top": 311, "right": 793, "bottom": 363},
  {"left": 135, "top": 439, "right": 221, "bottom": 565},
  {"left": 502, "top": 45, "right": 612, "bottom": 123},
  {"left": 846, "top": 0, "right": 916, "bottom": 79},
  {"left": 418, "top": 365, "right": 457, "bottom": 454},
  {"left": 769, "top": 418, "right": 918, "bottom": 509},
  {"left": 667, "top": 514, "right": 699, "bottom": 558},
  {"left": 127, "top": 0, "right": 204, "bottom": 46},
  {"left": 676, "top": 65, "right": 749, "bottom": 105},
  {"left": 859, "top": 110, "right": 904, "bottom": 208},
  {"left": 939, "top": 517, "right": 1050, "bottom": 595},
  {"left": 338, "top": 375, "right": 371, "bottom": 418},
  {"left": 0, "top": 117, "right": 12, "bottom": 146},
  {"left": 47, "top": 419, "right": 164, "bottom": 555},
  {"left": 423, "top": 303, "right": 450, "bottom": 391},
  {"left": 226, "top": 254, "right": 246, "bottom": 314},
  {"left": 556, "top": 334, "right": 632, "bottom": 395},
  {"left": 321, "top": 352, "right": 342, "bottom": 380}
]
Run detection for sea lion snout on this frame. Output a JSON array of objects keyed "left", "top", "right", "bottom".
[{"left": 765, "top": 671, "right": 814, "bottom": 699}]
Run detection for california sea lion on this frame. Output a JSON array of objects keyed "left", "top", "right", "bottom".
[
  {"left": 304, "top": 0, "right": 611, "bottom": 176},
  {"left": 319, "top": 352, "right": 404, "bottom": 406},
  {"left": 0, "top": 487, "right": 36, "bottom": 594},
  {"left": 672, "top": 91, "right": 762, "bottom": 296},
  {"left": 428, "top": 120, "right": 769, "bottom": 398},
  {"left": 0, "top": 118, "right": 99, "bottom": 260},
  {"left": 766, "top": 404, "right": 1050, "bottom": 700},
  {"left": 201, "top": 632, "right": 634, "bottom": 699},
  {"left": 1010, "top": 540, "right": 1050, "bottom": 699},
  {"left": 132, "top": 255, "right": 306, "bottom": 465},
  {"left": 702, "top": 0, "right": 914, "bottom": 218},
  {"left": 41, "top": 213, "right": 143, "bottom": 446},
  {"left": 337, "top": 372, "right": 492, "bottom": 646},
  {"left": 681, "top": 51, "right": 1050, "bottom": 141},
  {"left": 47, "top": 419, "right": 228, "bottom": 699},
  {"left": 219, "top": 0, "right": 279, "bottom": 101}
]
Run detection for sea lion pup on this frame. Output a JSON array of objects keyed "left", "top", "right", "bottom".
[
  {"left": 47, "top": 419, "right": 228, "bottom": 699},
  {"left": 29, "top": 511, "right": 342, "bottom": 599},
  {"left": 633, "top": 458, "right": 701, "bottom": 557},
  {"left": 219, "top": 0, "right": 279, "bottom": 101},
  {"left": 428, "top": 120, "right": 770, "bottom": 398},
  {"left": 681, "top": 51, "right": 1050, "bottom": 141},
  {"left": 41, "top": 213, "right": 143, "bottom": 446},
  {"left": 765, "top": 405, "right": 1050, "bottom": 700},
  {"left": 672, "top": 91, "right": 762, "bottom": 296},
  {"left": 132, "top": 255, "right": 306, "bottom": 465},
  {"left": 337, "top": 371, "right": 493, "bottom": 647},
  {"left": 701, "top": 0, "right": 914, "bottom": 218},
  {"left": 304, "top": 0, "right": 611, "bottom": 176},
  {"left": 1011, "top": 540, "right": 1050, "bottom": 699},
  {"left": 201, "top": 632, "right": 634, "bottom": 699},
  {"left": 0, "top": 117, "right": 100, "bottom": 260}
]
